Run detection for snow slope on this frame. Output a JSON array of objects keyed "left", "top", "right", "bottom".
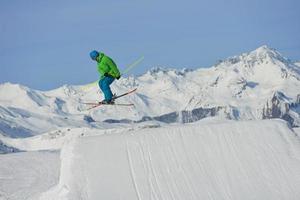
[
  {"left": 0, "top": 151, "right": 60, "bottom": 200},
  {"left": 0, "top": 121, "right": 162, "bottom": 152},
  {"left": 40, "top": 119, "right": 300, "bottom": 200}
]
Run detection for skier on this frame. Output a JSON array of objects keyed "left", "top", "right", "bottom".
[{"left": 90, "top": 50, "right": 121, "bottom": 104}]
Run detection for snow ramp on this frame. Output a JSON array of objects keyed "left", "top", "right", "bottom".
[{"left": 41, "top": 120, "right": 300, "bottom": 200}]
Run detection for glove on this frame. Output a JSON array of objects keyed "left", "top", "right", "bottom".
[{"left": 116, "top": 75, "right": 121, "bottom": 80}]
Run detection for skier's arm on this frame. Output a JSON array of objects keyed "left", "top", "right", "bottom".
[
  {"left": 105, "top": 57, "right": 121, "bottom": 78},
  {"left": 97, "top": 63, "right": 110, "bottom": 77}
]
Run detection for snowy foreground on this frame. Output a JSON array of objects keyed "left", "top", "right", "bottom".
[
  {"left": 0, "top": 151, "right": 59, "bottom": 200},
  {"left": 35, "top": 119, "right": 300, "bottom": 200}
]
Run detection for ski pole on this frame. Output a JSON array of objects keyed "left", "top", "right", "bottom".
[{"left": 121, "top": 55, "right": 144, "bottom": 76}]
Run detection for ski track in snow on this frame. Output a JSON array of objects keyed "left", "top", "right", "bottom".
[{"left": 40, "top": 119, "right": 300, "bottom": 200}]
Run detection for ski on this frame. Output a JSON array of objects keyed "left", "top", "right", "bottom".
[
  {"left": 86, "top": 103, "right": 134, "bottom": 110},
  {"left": 111, "top": 88, "right": 137, "bottom": 101},
  {"left": 82, "top": 88, "right": 137, "bottom": 110}
]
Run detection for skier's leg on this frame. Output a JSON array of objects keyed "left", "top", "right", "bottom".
[
  {"left": 99, "top": 77, "right": 114, "bottom": 101},
  {"left": 98, "top": 79, "right": 104, "bottom": 91},
  {"left": 98, "top": 79, "right": 106, "bottom": 99},
  {"left": 105, "top": 77, "right": 115, "bottom": 101},
  {"left": 99, "top": 78, "right": 107, "bottom": 100}
]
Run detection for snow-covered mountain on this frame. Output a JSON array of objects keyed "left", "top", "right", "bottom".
[{"left": 0, "top": 45, "right": 300, "bottom": 140}]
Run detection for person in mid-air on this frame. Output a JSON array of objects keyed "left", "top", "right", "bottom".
[{"left": 90, "top": 50, "right": 121, "bottom": 104}]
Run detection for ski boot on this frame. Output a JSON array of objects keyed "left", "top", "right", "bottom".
[{"left": 100, "top": 99, "right": 115, "bottom": 105}]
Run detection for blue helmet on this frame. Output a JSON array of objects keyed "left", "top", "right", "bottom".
[{"left": 89, "top": 50, "right": 99, "bottom": 60}]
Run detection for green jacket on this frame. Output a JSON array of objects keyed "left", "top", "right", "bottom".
[{"left": 96, "top": 53, "right": 121, "bottom": 79}]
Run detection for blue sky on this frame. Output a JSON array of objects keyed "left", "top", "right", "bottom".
[{"left": 1, "top": 0, "right": 299, "bottom": 90}]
